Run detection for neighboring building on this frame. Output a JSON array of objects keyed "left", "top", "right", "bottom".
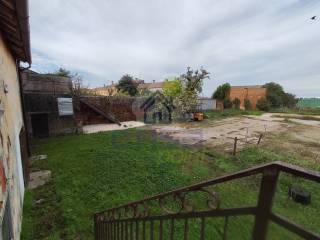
[
  {"left": 227, "top": 85, "right": 267, "bottom": 109},
  {"left": 92, "top": 82, "right": 118, "bottom": 96},
  {"left": 0, "top": 0, "right": 31, "bottom": 238},
  {"left": 21, "top": 70, "right": 77, "bottom": 138},
  {"left": 197, "top": 97, "right": 217, "bottom": 110},
  {"left": 138, "top": 80, "right": 165, "bottom": 93},
  {"left": 93, "top": 80, "right": 165, "bottom": 96}
]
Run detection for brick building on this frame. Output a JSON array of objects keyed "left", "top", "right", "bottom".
[{"left": 228, "top": 85, "right": 267, "bottom": 109}]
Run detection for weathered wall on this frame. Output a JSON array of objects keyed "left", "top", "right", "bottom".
[
  {"left": 228, "top": 86, "right": 267, "bottom": 109},
  {"left": 24, "top": 94, "right": 76, "bottom": 137},
  {"left": 0, "top": 35, "right": 25, "bottom": 239},
  {"left": 75, "top": 96, "right": 146, "bottom": 125}
]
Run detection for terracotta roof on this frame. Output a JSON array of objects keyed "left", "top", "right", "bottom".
[{"left": 0, "top": 0, "right": 31, "bottom": 63}]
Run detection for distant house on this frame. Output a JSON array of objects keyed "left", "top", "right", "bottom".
[
  {"left": 92, "top": 81, "right": 118, "bottom": 96},
  {"left": 138, "top": 80, "right": 165, "bottom": 93},
  {"left": 0, "top": 0, "right": 31, "bottom": 238},
  {"left": 227, "top": 85, "right": 267, "bottom": 109},
  {"left": 93, "top": 80, "right": 165, "bottom": 96},
  {"left": 21, "top": 70, "right": 76, "bottom": 137}
]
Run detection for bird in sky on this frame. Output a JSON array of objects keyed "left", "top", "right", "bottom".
[{"left": 311, "top": 16, "right": 317, "bottom": 20}]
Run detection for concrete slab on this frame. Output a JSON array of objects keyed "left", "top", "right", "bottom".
[
  {"left": 83, "top": 121, "right": 146, "bottom": 134},
  {"left": 28, "top": 170, "right": 51, "bottom": 189}
]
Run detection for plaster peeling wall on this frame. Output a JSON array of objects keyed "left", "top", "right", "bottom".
[{"left": 0, "top": 34, "right": 25, "bottom": 239}]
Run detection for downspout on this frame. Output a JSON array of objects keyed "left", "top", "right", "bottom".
[{"left": 17, "top": 61, "right": 31, "bottom": 157}]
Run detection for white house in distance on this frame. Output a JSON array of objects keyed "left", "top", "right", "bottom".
[{"left": 0, "top": 0, "right": 32, "bottom": 238}]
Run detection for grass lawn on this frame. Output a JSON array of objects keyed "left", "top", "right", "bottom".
[
  {"left": 204, "top": 109, "right": 263, "bottom": 121},
  {"left": 22, "top": 129, "right": 319, "bottom": 239}
]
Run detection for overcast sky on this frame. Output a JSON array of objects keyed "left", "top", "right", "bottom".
[{"left": 29, "top": 0, "right": 320, "bottom": 97}]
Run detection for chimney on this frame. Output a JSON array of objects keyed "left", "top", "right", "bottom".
[{"left": 153, "top": 80, "right": 155, "bottom": 83}]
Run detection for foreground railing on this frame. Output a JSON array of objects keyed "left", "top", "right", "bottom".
[{"left": 94, "top": 161, "right": 320, "bottom": 240}]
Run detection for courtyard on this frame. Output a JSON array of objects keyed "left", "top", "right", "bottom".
[{"left": 22, "top": 110, "right": 320, "bottom": 239}]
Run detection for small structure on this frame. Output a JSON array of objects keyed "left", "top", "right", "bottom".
[
  {"left": 197, "top": 97, "right": 217, "bottom": 110},
  {"left": 140, "top": 92, "right": 174, "bottom": 123},
  {"left": 228, "top": 85, "right": 267, "bottom": 109},
  {"left": 21, "top": 70, "right": 77, "bottom": 137}
]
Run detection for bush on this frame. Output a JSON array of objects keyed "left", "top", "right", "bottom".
[
  {"left": 256, "top": 98, "right": 271, "bottom": 111},
  {"left": 244, "top": 99, "right": 252, "bottom": 110},
  {"left": 232, "top": 98, "right": 241, "bottom": 109},
  {"left": 223, "top": 99, "right": 233, "bottom": 109}
]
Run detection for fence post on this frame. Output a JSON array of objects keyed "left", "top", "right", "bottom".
[
  {"left": 257, "top": 134, "right": 263, "bottom": 145},
  {"left": 233, "top": 137, "right": 238, "bottom": 156},
  {"left": 252, "top": 165, "right": 279, "bottom": 240}
]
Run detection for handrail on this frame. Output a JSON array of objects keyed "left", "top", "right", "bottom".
[
  {"left": 95, "top": 161, "right": 319, "bottom": 216},
  {"left": 94, "top": 161, "right": 320, "bottom": 240}
]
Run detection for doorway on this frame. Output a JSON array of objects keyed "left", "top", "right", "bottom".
[{"left": 31, "top": 113, "right": 49, "bottom": 138}]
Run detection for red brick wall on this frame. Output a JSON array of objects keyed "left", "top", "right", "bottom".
[{"left": 228, "top": 86, "right": 267, "bottom": 109}]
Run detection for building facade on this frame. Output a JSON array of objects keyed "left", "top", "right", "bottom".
[
  {"left": 0, "top": 0, "right": 31, "bottom": 238},
  {"left": 228, "top": 85, "right": 267, "bottom": 109},
  {"left": 21, "top": 70, "right": 77, "bottom": 138}
]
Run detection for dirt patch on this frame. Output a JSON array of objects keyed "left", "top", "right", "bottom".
[
  {"left": 153, "top": 115, "right": 289, "bottom": 148},
  {"left": 153, "top": 113, "right": 320, "bottom": 153},
  {"left": 83, "top": 121, "right": 145, "bottom": 134}
]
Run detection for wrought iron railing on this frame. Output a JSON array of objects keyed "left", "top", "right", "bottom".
[{"left": 94, "top": 161, "right": 320, "bottom": 240}]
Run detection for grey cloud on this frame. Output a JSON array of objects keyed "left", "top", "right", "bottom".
[{"left": 29, "top": 0, "right": 320, "bottom": 97}]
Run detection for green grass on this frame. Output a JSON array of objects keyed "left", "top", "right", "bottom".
[
  {"left": 270, "top": 107, "right": 320, "bottom": 116},
  {"left": 22, "top": 129, "right": 319, "bottom": 239}
]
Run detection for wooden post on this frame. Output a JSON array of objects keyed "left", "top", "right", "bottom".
[
  {"left": 252, "top": 166, "right": 279, "bottom": 240},
  {"left": 257, "top": 134, "right": 263, "bottom": 145},
  {"left": 233, "top": 137, "right": 238, "bottom": 156}
]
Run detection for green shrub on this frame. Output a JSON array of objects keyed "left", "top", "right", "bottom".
[
  {"left": 223, "top": 99, "right": 233, "bottom": 109},
  {"left": 232, "top": 98, "right": 241, "bottom": 109},
  {"left": 244, "top": 99, "right": 252, "bottom": 110},
  {"left": 256, "top": 98, "right": 271, "bottom": 111}
]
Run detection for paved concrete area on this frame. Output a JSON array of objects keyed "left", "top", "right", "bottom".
[{"left": 83, "top": 121, "right": 146, "bottom": 134}]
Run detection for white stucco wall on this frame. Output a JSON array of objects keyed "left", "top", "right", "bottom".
[{"left": 0, "top": 33, "right": 25, "bottom": 239}]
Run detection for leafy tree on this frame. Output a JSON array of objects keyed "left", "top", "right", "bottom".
[
  {"left": 256, "top": 97, "right": 271, "bottom": 111},
  {"left": 264, "top": 82, "right": 297, "bottom": 108},
  {"left": 232, "top": 97, "right": 241, "bottom": 109},
  {"left": 223, "top": 99, "right": 233, "bottom": 109},
  {"left": 176, "top": 67, "right": 210, "bottom": 113},
  {"left": 212, "top": 83, "right": 231, "bottom": 100},
  {"left": 52, "top": 68, "right": 72, "bottom": 77},
  {"left": 117, "top": 74, "right": 138, "bottom": 96},
  {"left": 163, "top": 78, "right": 182, "bottom": 98},
  {"left": 283, "top": 93, "right": 298, "bottom": 108},
  {"left": 244, "top": 99, "right": 252, "bottom": 110}
]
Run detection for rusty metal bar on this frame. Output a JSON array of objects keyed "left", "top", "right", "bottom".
[
  {"left": 270, "top": 213, "right": 320, "bottom": 240},
  {"left": 252, "top": 166, "right": 279, "bottom": 240},
  {"left": 223, "top": 216, "right": 229, "bottom": 240},
  {"left": 159, "top": 219, "right": 163, "bottom": 240},
  {"left": 184, "top": 219, "right": 189, "bottom": 240},
  {"left": 170, "top": 219, "right": 174, "bottom": 240},
  {"left": 150, "top": 220, "right": 154, "bottom": 240},
  {"left": 200, "top": 217, "right": 205, "bottom": 240}
]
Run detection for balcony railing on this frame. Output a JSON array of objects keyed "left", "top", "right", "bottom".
[{"left": 94, "top": 161, "right": 320, "bottom": 240}]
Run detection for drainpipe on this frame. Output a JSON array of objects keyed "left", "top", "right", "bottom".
[{"left": 17, "top": 61, "right": 31, "bottom": 156}]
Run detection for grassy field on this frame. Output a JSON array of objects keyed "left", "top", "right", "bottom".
[{"left": 22, "top": 129, "right": 319, "bottom": 239}]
